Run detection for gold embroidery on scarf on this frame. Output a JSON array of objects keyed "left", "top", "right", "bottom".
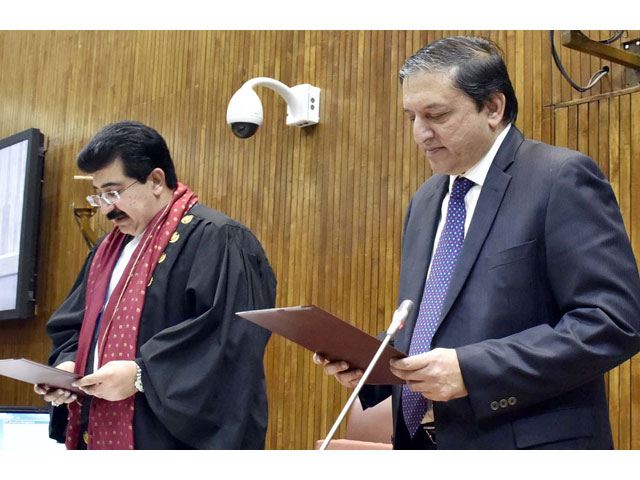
[{"left": 97, "top": 201, "right": 172, "bottom": 361}]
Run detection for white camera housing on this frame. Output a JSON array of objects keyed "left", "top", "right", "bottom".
[{"left": 226, "top": 77, "right": 321, "bottom": 138}]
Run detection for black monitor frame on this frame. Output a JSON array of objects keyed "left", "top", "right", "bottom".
[{"left": 0, "top": 128, "right": 45, "bottom": 321}]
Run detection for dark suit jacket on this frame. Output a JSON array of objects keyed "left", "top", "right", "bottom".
[{"left": 361, "top": 126, "right": 640, "bottom": 449}]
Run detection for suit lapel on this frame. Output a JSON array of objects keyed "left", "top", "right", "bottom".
[{"left": 435, "top": 127, "right": 524, "bottom": 329}]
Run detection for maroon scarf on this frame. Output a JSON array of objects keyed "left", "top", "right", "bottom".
[{"left": 65, "top": 183, "right": 198, "bottom": 449}]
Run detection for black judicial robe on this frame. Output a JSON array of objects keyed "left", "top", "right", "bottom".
[{"left": 46, "top": 203, "right": 276, "bottom": 449}]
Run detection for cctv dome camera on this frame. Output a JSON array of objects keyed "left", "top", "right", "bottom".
[
  {"left": 230, "top": 122, "right": 260, "bottom": 139},
  {"left": 226, "top": 87, "right": 263, "bottom": 139},
  {"left": 226, "top": 77, "right": 321, "bottom": 139}
]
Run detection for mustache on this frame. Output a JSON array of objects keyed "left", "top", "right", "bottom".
[{"left": 106, "top": 209, "right": 127, "bottom": 221}]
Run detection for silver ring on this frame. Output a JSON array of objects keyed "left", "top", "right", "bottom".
[{"left": 52, "top": 402, "right": 60, "bottom": 407}]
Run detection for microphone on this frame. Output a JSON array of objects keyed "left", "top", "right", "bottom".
[
  {"left": 387, "top": 299, "right": 414, "bottom": 337},
  {"left": 318, "top": 299, "right": 414, "bottom": 450}
]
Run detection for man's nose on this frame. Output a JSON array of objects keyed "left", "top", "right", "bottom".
[
  {"left": 99, "top": 202, "right": 114, "bottom": 215},
  {"left": 413, "top": 118, "right": 435, "bottom": 144}
]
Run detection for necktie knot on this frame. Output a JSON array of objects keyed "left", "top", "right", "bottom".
[{"left": 450, "top": 176, "right": 474, "bottom": 202}]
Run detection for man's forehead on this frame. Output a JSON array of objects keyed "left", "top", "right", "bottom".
[
  {"left": 402, "top": 72, "right": 463, "bottom": 108},
  {"left": 91, "top": 158, "right": 129, "bottom": 189}
]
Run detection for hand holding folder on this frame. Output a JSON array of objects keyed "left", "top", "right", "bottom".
[
  {"left": 236, "top": 305, "right": 407, "bottom": 384},
  {"left": 0, "top": 358, "right": 83, "bottom": 395}
]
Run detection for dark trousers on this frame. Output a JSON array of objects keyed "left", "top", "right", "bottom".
[{"left": 394, "top": 410, "right": 437, "bottom": 450}]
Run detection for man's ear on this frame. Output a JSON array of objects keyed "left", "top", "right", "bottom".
[
  {"left": 485, "top": 92, "right": 506, "bottom": 128},
  {"left": 148, "top": 168, "right": 166, "bottom": 195}
]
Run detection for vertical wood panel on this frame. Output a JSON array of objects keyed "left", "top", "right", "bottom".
[
  {"left": 631, "top": 91, "right": 640, "bottom": 450},
  {"left": 0, "top": 30, "right": 638, "bottom": 450}
]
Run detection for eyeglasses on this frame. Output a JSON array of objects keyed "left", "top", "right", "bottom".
[{"left": 86, "top": 180, "right": 138, "bottom": 207}]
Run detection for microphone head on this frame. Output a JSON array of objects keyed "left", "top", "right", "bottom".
[
  {"left": 398, "top": 299, "right": 414, "bottom": 316},
  {"left": 388, "top": 299, "right": 415, "bottom": 336}
]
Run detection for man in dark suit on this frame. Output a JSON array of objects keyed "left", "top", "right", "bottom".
[{"left": 315, "top": 36, "right": 640, "bottom": 449}]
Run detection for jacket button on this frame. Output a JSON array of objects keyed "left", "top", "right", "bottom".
[
  {"left": 508, "top": 396, "right": 517, "bottom": 406},
  {"left": 490, "top": 401, "right": 499, "bottom": 411},
  {"left": 499, "top": 399, "right": 508, "bottom": 408}
]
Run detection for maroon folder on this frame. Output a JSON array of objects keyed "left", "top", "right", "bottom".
[
  {"left": 237, "top": 305, "right": 406, "bottom": 385},
  {"left": 0, "top": 358, "right": 83, "bottom": 395}
]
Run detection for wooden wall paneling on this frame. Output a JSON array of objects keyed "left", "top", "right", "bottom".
[
  {"left": 263, "top": 30, "right": 281, "bottom": 449},
  {"left": 508, "top": 31, "right": 521, "bottom": 134},
  {"left": 311, "top": 30, "right": 330, "bottom": 448},
  {"left": 557, "top": 30, "right": 572, "bottom": 104},
  {"left": 279, "top": 31, "right": 296, "bottom": 449},
  {"left": 618, "top": 93, "right": 632, "bottom": 449},
  {"left": 300, "top": 29, "right": 318, "bottom": 450},
  {"left": 549, "top": 30, "right": 562, "bottom": 108},
  {"left": 522, "top": 30, "right": 533, "bottom": 138},
  {"left": 578, "top": 103, "right": 589, "bottom": 155},
  {"left": 385, "top": 30, "right": 400, "bottom": 327},
  {"left": 274, "top": 30, "right": 293, "bottom": 451},
  {"left": 532, "top": 31, "right": 543, "bottom": 142},
  {"left": 630, "top": 91, "right": 640, "bottom": 450},
  {"left": 569, "top": 32, "right": 583, "bottom": 103},
  {"left": 287, "top": 31, "right": 308, "bottom": 449},
  {"left": 567, "top": 105, "right": 578, "bottom": 151},
  {"left": 368, "top": 29, "right": 382, "bottom": 343},
  {"left": 334, "top": 29, "right": 351, "bottom": 335},
  {"left": 588, "top": 100, "right": 599, "bottom": 169},
  {"left": 542, "top": 105, "right": 554, "bottom": 147},
  {"left": 392, "top": 30, "right": 406, "bottom": 321},
  {"left": 608, "top": 96, "right": 621, "bottom": 201},
  {"left": 598, "top": 99, "right": 610, "bottom": 178},
  {"left": 263, "top": 30, "right": 282, "bottom": 450},
  {"left": 386, "top": 28, "right": 401, "bottom": 317},
  {"left": 300, "top": 30, "right": 322, "bottom": 449},
  {"left": 541, "top": 33, "right": 553, "bottom": 144},
  {"left": 298, "top": 31, "right": 314, "bottom": 448}
]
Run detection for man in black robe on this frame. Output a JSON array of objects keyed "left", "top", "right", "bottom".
[{"left": 36, "top": 121, "right": 276, "bottom": 449}]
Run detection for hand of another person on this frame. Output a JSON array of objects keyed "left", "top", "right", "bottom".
[
  {"left": 34, "top": 361, "right": 78, "bottom": 407},
  {"left": 390, "top": 348, "right": 468, "bottom": 401},
  {"left": 73, "top": 360, "right": 138, "bottom": 402},
  {"left": 313, "top": 353, "right": 364, "bottom": 389}
]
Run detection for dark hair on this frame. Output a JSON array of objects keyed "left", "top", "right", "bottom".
[
  {"left": 77, "top": 121, "right": 178, "bottom": 189},
  {"left": 399, "top": 36, "right": 518, "bottom": 124}
]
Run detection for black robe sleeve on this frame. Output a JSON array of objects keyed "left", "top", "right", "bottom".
[
  {"left": 46, "top": 246, "right": 98, "bottom": 367},
  {"left": 44, "top": 243, "right": 101, "bottom": 442},
  {"left": 137, "top": 221, "right": 276, "bottom": 449}
]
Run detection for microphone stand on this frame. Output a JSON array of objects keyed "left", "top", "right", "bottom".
[{"left": 318, "top": 300, "right": 413, "bottom": 450}]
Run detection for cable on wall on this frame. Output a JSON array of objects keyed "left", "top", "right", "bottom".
[{"left": 549, "top": 30, "right": 623, "bottom": 92}]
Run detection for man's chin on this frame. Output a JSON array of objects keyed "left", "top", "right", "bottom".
[
  {"left": 112, "top": 218, "right": 133, "bottom": 235},
  {"left": 427, "top": 158, "right": 448, "bottom": 175}
]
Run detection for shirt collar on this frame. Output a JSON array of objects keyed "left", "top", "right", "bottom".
[{"left": 448, "top": 123, "right": 512, "bottom": 191}]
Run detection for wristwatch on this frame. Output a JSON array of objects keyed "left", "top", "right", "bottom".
[{"left": 134, "top": 362, "right": 144, "bottom": 393}]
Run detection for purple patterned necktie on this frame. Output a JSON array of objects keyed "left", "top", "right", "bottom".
[{"left": 402, "top": 176, "right": 474, "bottom": 438}]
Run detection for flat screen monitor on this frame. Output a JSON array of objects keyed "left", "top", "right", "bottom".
[
  {"left": 0, "top": 128, "right": 44, "bottom": 320},
  {"left": 0, "top": 406, "right": 65, "bottom": 450}
]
